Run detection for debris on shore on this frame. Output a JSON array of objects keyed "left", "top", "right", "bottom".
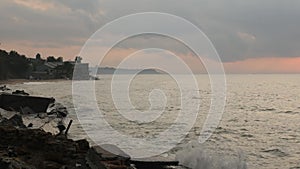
[
  {"left": 0, "top": 90, "right": 134, "bottom": 169},
  {"left": 0, "top": 92, "right": 54, "bottom": 113},
  {"left": 0, "top": 89, "right": 181, "bottom": 169},
  {"left": 0, "top": 85, "right": 10, "bottom": 91}
]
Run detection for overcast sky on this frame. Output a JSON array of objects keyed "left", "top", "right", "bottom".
[{"left": 1, "top": 0, "right": 300, "bottom": 73}]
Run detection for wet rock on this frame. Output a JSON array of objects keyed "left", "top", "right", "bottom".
[{"left": 0, "top": 85, "right": 10, "bottom": 91}]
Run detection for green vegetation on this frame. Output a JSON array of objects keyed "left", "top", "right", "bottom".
[
  {"left": 0, "top": 49, "right": 75, "bottom": 80},
  {"left": 0, "top": 50, "right": 30, "bottom": 80}
]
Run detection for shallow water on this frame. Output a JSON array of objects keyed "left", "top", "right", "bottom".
[{"left": 9, "top": 74, "right": 300, "bottom": 169}]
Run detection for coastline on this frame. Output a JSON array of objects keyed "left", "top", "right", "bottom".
[
  {"left": 0, "top": 79, "right": 69, "bottom": 85},
  {"left": 0, "top": 87, "right": 181, "bottom": 169},
  {"left": 0, "top": 90, "right": 134, "bottom": 169}
]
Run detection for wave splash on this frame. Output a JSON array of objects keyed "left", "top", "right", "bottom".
[{"left": 176, "top": 142, "right": 247, "bottom": 169}]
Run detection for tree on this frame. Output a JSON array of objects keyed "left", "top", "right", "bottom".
[
  {"left": 57, "top": 57, "right": 63, "bottom": 62},
  {"left": 47, "top": 56, "right": 56, "bottom": 62},
  {"left": 36, "top": 53, "right": 41, "bottom": 60},
  {"left": 0, "top": 50, "right": 9, "bottom": 80}
]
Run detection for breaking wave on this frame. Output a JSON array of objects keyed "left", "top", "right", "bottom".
[{"left": 176, "top": 142, "right": 247, "bottom": 169}]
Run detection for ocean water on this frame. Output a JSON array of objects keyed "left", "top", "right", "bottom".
[{"left": 9, "top": 74, "right": 300, "bottom": 169}]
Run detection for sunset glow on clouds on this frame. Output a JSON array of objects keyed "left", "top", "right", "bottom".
[
  {"left": 13, "top": 0, "right": 55, "bottom": 11},
  {"left": 1, "top": 0, "right": 300, "bottom": 73},
  {"left": 224, "top": 57, "right": 300, "bottom": 74},
  {"left": 2, "top": 40, "right": 300, "bottom": 74}
]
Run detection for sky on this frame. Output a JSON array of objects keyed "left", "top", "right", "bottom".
[{"left": 0, "top": 0, "right": 300, "bottom": 73}]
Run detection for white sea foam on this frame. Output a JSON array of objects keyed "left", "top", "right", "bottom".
[
  {"left": 23, "top": 82, "right": 51, "bottom": 85},
  {"left": 7, "top": 74, "right": 300, "bottom": 168},
  {"left": 176, "top": 141, "right": 247, "bottom": 169}
]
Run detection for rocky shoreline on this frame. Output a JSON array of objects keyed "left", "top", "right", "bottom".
[
  {"left": 0, "top": 87, "right": 134, "bottom": 169},
  {"left": 0, "top": 86, "right": 181, "bottom": 169}
]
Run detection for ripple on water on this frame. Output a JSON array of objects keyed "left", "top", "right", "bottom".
[
  {"left": 261, "top": 148, "right": 289, "bottom": 157},
  {"left": 278, "top": 111, "right": 300, "bottom": 115}
]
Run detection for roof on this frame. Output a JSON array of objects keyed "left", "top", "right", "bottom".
[{"left": 44, "top": 62, "right": 63, "bottom": 69}]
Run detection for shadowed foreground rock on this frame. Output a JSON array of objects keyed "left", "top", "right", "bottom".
[
  {"left": 0, "top": 90, "right": 180, "bottom": 169},
  {"left": 0, "top": 125, "right": 92, "bottom": 169},
  {"left": 0, "top": 120, "right": 134, "bottom": 169},
  {"left": 87, "top": 145, "right": 131, "bottom": 169}
]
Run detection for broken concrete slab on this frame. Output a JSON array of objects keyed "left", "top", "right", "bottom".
[
  {"left": 0, "top": 93, "right": 55, "bottom": 113},
  {"left": 0, "top": 114, "right": 26, "bottom": 128}
]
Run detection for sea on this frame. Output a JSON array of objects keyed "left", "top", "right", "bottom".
[{"left": 8, "top": 74, "right": 300, "bottom": 169}]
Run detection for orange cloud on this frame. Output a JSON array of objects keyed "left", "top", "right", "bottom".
[
  {"left": 13, "top": 0, "right": 55, "bottom": 11},
  {"left": 2, "top": 41, "right": 300, "bottom": 74},
  {"left": 1, "top": 41, "right": 80, "bottom": 61},
  {"left": 224, "top": 57, "right": 300, "bottom": 73}
]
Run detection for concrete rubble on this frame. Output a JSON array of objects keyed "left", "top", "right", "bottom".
[{"left": 0, "top": 89, "right": 180, "bottom": 169}]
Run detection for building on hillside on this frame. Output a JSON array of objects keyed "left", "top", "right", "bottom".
[
  {"left": 72, "top": 56, "right": 90, "bottom": 80},
  {"left": 29, "top": 62, "right": 63, "bottom": 79},
  {"left": 29, "top": 56, "right": 89, "bottom": 80}
]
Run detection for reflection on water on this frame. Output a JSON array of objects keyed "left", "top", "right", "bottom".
[{"left": 9, "top": 74, "right": 300, "bottom": 169}]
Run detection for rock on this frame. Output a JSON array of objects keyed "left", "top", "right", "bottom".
[
  {"left": 0, "top": 108, "right": 17, "bottom": 119},
  {"left": 0, "top": 114, "right": 26, "bottom": 128},
  {"left": 0, "top": 125, "right": 91, "bottom": 169},
  {"left": 47, "top": 103, "right": 68, "bottom": 118},
  {"left": 7, "top": 146, "right": 17, "bottom": 157},
  {"left": 87, "top": 145, "right": 131, "bottom": 169},
  {"left": 20, "top": 106, "right": 35, "bottom": 115},
  {"left": 97, "top": 144, "right": 131, "bottom": 161},
  {"left": 57, "top": 110, "right": 68, "bottom": 118},
  {"left": 47, "top": 111, "right": 56, "bottom": 115},
  {"left": 12, "top": 90, "right": 29, "bottom": 96},
  {"left": 86, "top": 148, "right": 108, "bottom": 169},
  {"left": 57, "top": 121, "right": 66, "bottom": 133},
  {"left": 27, "top": 123, "right": 33, "bottom": 127},
  {"left": 0, "top": 93, "right": 55, "bottom": 113},
  {"left": 76, "top": 139, "right": 90, "bottom": 153},
  {"left": 0, "top": 85, "right": 10, "bottom": 91},
  {"left": 37, "top": 113, "right": 47, "bottom": 119},
  {"left": 0, "top": 158, "right": 10, "bottom": 169},
  {"left": 42, "top": 161, "right": 61, "bottom": 169},
  {"left": 0, "top": 157, "right": 36, "bottom": 169}
]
